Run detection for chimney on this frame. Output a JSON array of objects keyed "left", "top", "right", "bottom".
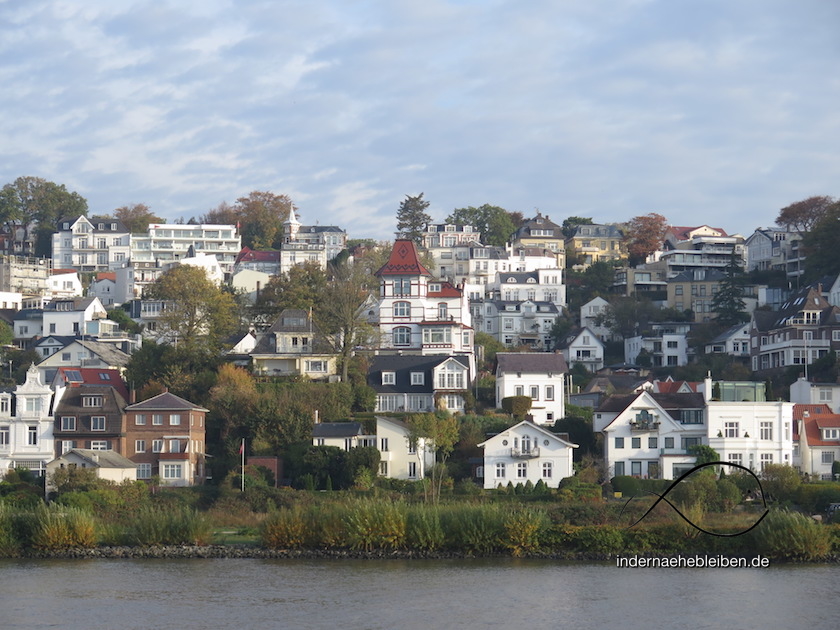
[{"left": 703, "top": 371, "right": 712, "bottom": 403}]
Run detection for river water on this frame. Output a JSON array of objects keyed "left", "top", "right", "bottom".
[{"left": 1, "top": 558, "right": 837, "bottom": 629}]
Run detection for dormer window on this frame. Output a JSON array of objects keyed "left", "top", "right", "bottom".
[
  {"left": 82, "top": 396, "right": 103, "bottom": 408},
  {"left": 823, "top": 429, "right": 839, "bottom": 440},
  {"left": 428, "top": 283, "right": 440, "bottom": 293},
  {"left": 382, "top": 371, "right": 396, "bottom": 385}
]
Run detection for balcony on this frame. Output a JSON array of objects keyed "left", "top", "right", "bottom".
[
  {"left": 511, "top": 447, "right": 540, "bottom": 459},
  {"left": 629, "top": 420, "right": 660, "bottom": 431}
]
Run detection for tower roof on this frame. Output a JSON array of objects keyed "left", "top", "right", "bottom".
[{"left": 375, "top": 240, "right": 432, "bottom": 277}]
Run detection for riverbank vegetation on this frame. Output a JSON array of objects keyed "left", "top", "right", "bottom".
[{"left": 2, "top": 466, "right": 840, "bottom": 562}]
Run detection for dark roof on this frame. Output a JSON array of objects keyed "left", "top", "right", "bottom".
[
  {"left": 75, "top": 340, "right": 131, "bottom": 367},
  {"left": 250, "top": 309, "right": 330, "bottom": 354},
  {"left": 368, "top": 354, "right": 470, "bottom": 394},
  {"left": 375, "top": 240, "right": 432, "bottom": 277},
  {"left": 125, "top": 391, "right": 208, "bottom": 412},
  {"left": 497, "top": 352, "right": 568, "bottom": 375},
  {"left": 57, "top": 449, "right": 137, "bottom": 469},
  {"left": 312, "top": 422, "right": 367, "bottom": 438},
  {"left": 583, "top": 374, "right": 649, "bottom": 395},
  {"left": 668, "top": 269, "right": 727, "bottom": 283},
  {"left": 54, "top": 385, "right": 128, "bottom": 436},
  {"left": 595, "top": 392, "right": 706, "bottom": 413}
]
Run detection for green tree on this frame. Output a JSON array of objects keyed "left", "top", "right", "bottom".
[
  {"left": 0, "top": 176, "right": 88, "bottom": 256},
  {"left": 582, "top": 261, "right": 616, "bottom": 295},
  {"left": 475, "top": 331, "right": 505, "bottom": 371},
  {"left": 114, "top": 203, "right": 164, "bottom": 233},
  {"left": 106, "top": 308, "right": 141, "bottom": 334},
  {"left": 761, "top": 464, "right": 801, "bottom": 503},
  {"left": 710, "top": 253, "right": 748, "bottom": 327},
  {"left": 408, "top": 412, "right": 459, "bottom": 503},
  {"left": 144, "top": 265, "right": 238, "bottom": 354},
  {"left": 0, "top": 321, "right": 13, "bottom": 346},
  {"left": 252, "top": 261, "right": 327, "bottom": 327},
  {"left": 396, "top": 193, "right": 432, "bottom": 243},
  {"left": 501, "top": 396, "right": 532, "bottom": 419},
  {"left": 802, "top": 199, "right": 840, "bottom": 281},
  {"left": 561, "top": 216, "right": 593, "bottom": 239},
  {"left": 446, "top": 204, "right": 516, "bottom": 246},
  {"left": 688, "top": 444, "right": 720, "bottom": 466},
  {"left": 595, "top": 296, "right": 659, "bottom": 339}
]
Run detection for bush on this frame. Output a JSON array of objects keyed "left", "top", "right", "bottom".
[
  {"left": 502, "top": 508, "right": 549, "bottom": 556},
  {"left": 123, "top": 507, "right": 212, "bottom": 546},
  {"left": 751, "top": 509, "right": 831, "bottom": 561},
  {"left": 566, "top": 525, "right": 625, "bottom": 554},
  {"left": 441, "top": 504, "right": 504, "bottom": 554},
  {"left": 406, "top": 505, "right": 445, "bottom": 551},
  {"left": 345, "top": 500, "right": 406, "bottom": 551},
  {"left": 31, "top": 506, "right": 96, "bottom": 550},
  {"left": 262, "top": 507, "right": 307, "bottom": 549}
]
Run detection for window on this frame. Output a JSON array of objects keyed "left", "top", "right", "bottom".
[
  {"left": 135, "top": 440, "right": 146, "bottom": 454},
  {"left": 615, "top": 437, "right": 624, "bottom": 449},
  {"left": 382, "top": 372, "right": 396, "bottom": 385},
  {"left": 384, "top": 318, "right": 406, "bottom": 343},
  {"left": 438, "top": 303, "right": 448, "bottom": 320},
  {"left": 725, "top": 422, "right": 739, "bottom": 438},
  {"left": 82, "top": 396, "right": 103, "bottom": 408},
  {"left": 530, "top": 386, "right": 539, "bottom": 400},
  {"left": 380, "top": 438, "right": 389, "bottom": 452},
  {"left": 822, "top": 451, "right": 835, "bottom": 465},
  {"left": 631, "top": 437, "right": 641, "bottom": 449},
  {"left": 393, "top": 301, "right": 410, "bottom": 317},
  {"left": 517, "top": 462, "right": 527, "bottom": 478},
  {"left": 423, "top": 327, "right": 452, "bottom": 345},
  {"left": 436, "top": 363, "right": 464, "bottom": 389},
  {"left": 27, "top": 426, "right": 38, "bottom": 445},
  {"left": 760, "top": 422, "right": 772, "bottom": 441},
  {"left": 162, "top": 463, "right": 183, "bottom": 480},
  {"left": 170, "top": 414, "right": 181, "bottom": 426},
  {"left": 495, "top": 462, "right": 506, "bottom": 479},
  {"left": 169, "top": 439, "right": 181, "bottom": 453},
  {"left": 542, "top": 462, "right": 553, "bottom": 479},
  {"left": 90, "top": 441, "right": 109, "bottom": 450},
  {"left": 135, "top": 414, "right": 146, "bottom": 425},
  {"left": 614, "top": 462, "right": 625, "bottom": 476},
  {"left": 305, "top": 360, "right": 327, "bottom": 373},
  {"left": 393, "top": 278, "right": 411, "bottom": 296},
  {"left": 61, "top": 440, "right": 75, "bottom": 454},
  {"left": 137, "top": 463, "right": 152, "bottom": 480},
  {"left": 631, "top": 461, "right": 642, "bottom": 476},
  {"left": 61, "top": 416, "right": 76, "bottom": 431},
  {"left": 152, "top": 440, "right": 164, "bottom": 453},
  {"left": 682, "top": 437, "right": 700, "bottom": 450},
  {"left": 25, "top": 398, "right": 42, "bottom": 413},
  {"left": 819, "top": 388, "right": 833, "bottom": 402},
  {"left": 760, "top": 453, "right": 773, "bottom": 470},
  {"left": 408, "top": 461, "right": 418, "bottom": 479},
  {"left": 515, "top": 385, "right": 524, "bottom": 396},
  {"left": 0, "top": 427, "right": 8, "bottom": 445},
  {"left": 728, "top": 453, "right": 742, "bottom": 467},
  {"left": 411, "top": 372, "right": 424, "bottom": 386},
  {"left": 379, "top": 461, "right": 388, "bottom": 476},
  {"left": 91, "top": 416, "right": 106, "bottom": 431},
  {"left": 648, "top": 437, "right": 658, "bottom": 449},
  {"left": 152, "top": 414, "right": 163, "bottom": 425}
]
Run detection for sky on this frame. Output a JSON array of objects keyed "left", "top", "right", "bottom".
[{"left": 1, "top": 0, "right": 838, "bottom": 242}]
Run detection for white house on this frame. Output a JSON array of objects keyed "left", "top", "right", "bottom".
[
  {"left": 624, "top": 323, "right": 691, "bottom": 368},
  {"left": 131, "top": 223, "right": 241, "bottom": 277},
  {"left": 375, "top": 416, "right": 435, "bottom": 481},
  {"left": 0, "top": 364, "right": 55, "bottom": 477},
  {"left": 46, "top": 269, "right": 84, "bottom": 299},
  {"left": 495, "top": 352, "right": 568, "bottom": 425},
  {"left": 705, "top": 323, "right": 751, "bottom": 357},
  {"left": 580, "top": 296, "right": 613, "bottom": 342},
  {"left": 52, "top": 215, "right": 131, "bottom": 274},
  {"left": 46, "top": 449, "right": 137, "bottom": 492},
  {"left": 312, "top": 422, "right": 376, "bottom": 451},
  {"left": 790, "top": 377, "right": 840, "bottom": 414},
  {"left": 478, "top": 420, "right": 577, "bottom": 489},
  {"left": 794, "top": 404, "right": 840, "bottom": 480},
  {"left": 87, "top": 272, "right": 117, "bottom": 307},
  {"left": 42, "top": 297, "right": 108, "bottom": 337},
  {"left": 706, "top": 401, "right": 795, "bottom": 472},
  {"left": 369, "top": 354, "right": 471, "bottom": 414},
  {"left": 559, "top": 327, "right": 605, "bottom": 372}
]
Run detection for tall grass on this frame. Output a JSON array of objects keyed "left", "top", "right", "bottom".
[
  {"left": 123, "top": 507, "right": 212, "bottom": 546},
  {"left": 345, "top": 500, "right": 406, "bottom": 551},
  {"left": 752, "top": 509, "right": 831, "bottom": 561}
]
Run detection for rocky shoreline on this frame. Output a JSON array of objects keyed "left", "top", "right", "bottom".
[{"left": 13, "top": 545, "right": 839, "bottom": 563}]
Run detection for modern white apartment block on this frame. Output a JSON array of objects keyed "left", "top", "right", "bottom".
[{"left": 130, "top": 224, "right": 240, "bottom": 277}]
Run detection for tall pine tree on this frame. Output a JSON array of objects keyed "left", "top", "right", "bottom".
[
  {"left": 396, "top": 193, "right": 432, "bottom": 243},
  {"left": 711, "top": 252, "right": 748, "bottom": 327}
]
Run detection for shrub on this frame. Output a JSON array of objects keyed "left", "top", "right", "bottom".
[
  {"left": 0, "top": 505, "right": 21, "bottom": 557},
  {"left": 31, "top": 506, "right": 96, "bottom": 550},
  {"left": 502, "top": 508, "right": 548, "bottom": 556},
  {"left": 345, "top": 500, "right": 406, "bottom": 551},
  {"left": 305, "top": 503, "right": 346, "bottom": 548},
  {"left": 123, "top": 507, "right": 212, "bottom": 546},
  {"left": 751, "top": 509, "right": 831, "bottom": 561},
  {"left": 406, "top": 505, "right": 445, "bottom": 551},
  {"left": 567, "top": 525, "right": 625, "bottom": 554},
  {"left": 262, "top": 507, "right": 308, "bottom": 549},
  {"left": 441, "top": 504, "right": 504, "bottom": 554}
]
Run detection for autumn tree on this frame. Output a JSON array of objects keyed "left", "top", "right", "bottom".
[
  {"left": 209, "top": 364, "right": 259, "bottom": 441},
  {"left": 624, "top": 213, "right": 668, "bottom": 266},
  {"left": 203, "top": 191, "right": 296, "bottom": 249},
  {"left": 775, "top": 195, "right": 835, "bottom": 234},
  {"left": 446, "top": 204, "right": 517, "bottom": 246},
  {"left": 0, "top": 176, "right": 88, "bottom": 256},
  {"left": 114, "top": 203, "right": 163, "bottom": 233},
  {"left": 396, "top": 193, "right": 432, "bottom": 243},
  {"left": 144, "top": 265, "right": 238, "bottom": 354}
]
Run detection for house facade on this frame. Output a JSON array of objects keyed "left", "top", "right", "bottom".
[
  {"left": 279, "top": 211, "right": 346, "bottom": 274},
  {"left": 124, "top": 392, "right": 208, "bottom": 486},
  {"left": 495, "top": 352, "right": 568, "bottom": 425},
  {"left": 706, "top": 401, "right": 795, "bottom": 472},
  {"left": 559, "top": 327, "right": 605, "bottom": 372},
  {"left": 249, "top": 308, "right": 338, "bottom": 380},
  {"left": 52, "top": 383, "right": 128, "bottom": 458},
  {"left": 52, "top": 215, "right": 131, "bottom": 274},
  {"left": 130, "top": 223, "right": 241, "bottom": 277},
  {"left": 46, "top": 449, "right": 137, "bottom": 492},
  {"left": 794, "top": 404, "right": 840, "bottom": 480},
  {"left": 565, "top": 223, "right": 625, "bottom": 266},
  {"left": 368, "top": 355, "right": 471, "bottom": 414},
  {"left": 0, "top": 364, "right": 55, "bottom": 477},
  {"left": 509, "top": 213, "right": 566, "bottom": 268},
  {"left": 478, "top": 420, "right": 577, "bottom": 489},
  {"left": 375, "top": 416, "right": 435, "bottom": 481}
]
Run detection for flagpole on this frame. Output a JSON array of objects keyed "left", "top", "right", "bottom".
[{"left": 240, "top": 438, "right": 245, "bottom": 492}]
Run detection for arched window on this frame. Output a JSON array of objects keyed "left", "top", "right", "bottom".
[{"left": 393, "top": 327, "right": 411, "bottom": 346}]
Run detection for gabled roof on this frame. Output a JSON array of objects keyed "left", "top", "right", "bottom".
[
  {"left": 55, "top": 449, "right": 137, "bottom": 469},
  {"left": 125, "top": 391, "right": 208, "bottom": 412},
  {"left": 477, "top": 420, "right": 578, "bottom": 449},
  {"left": 793, "top": 403, "right": 833, "bottom": 420},
  {"left": 427, "top": 281, "right": 461, "bottom": 298},
  {"left": 375, "top": 240, "right": 432, "bottom": 277},
  {"left": 668, "top": 225, "right": 729, "bottom": 241},
  {"left": 53, "top": 367, "right": 129, "bottom": 401},
  {"left": 368, "top": 354, "right": 469, "bottom": 394},
  {"left": 707, "top": 323, "right": 750, "bottom": 344},
  {"left": 75, "top": 340, "right": 131, "bottom": 367},
  {"left": 497, "top": 352, "right": 568, "bottom": 375},
  {"left": 312, "top": 421, "right": 368, "bottom": 438},
  {"left": 558, "top": 327, "right": 605, "bottom": 350},
  {"left": 800, "top": 411, "right": 840, "bottom": 447},
  {"left": 596, "top": 391, "right": 705, "bottom": 414},
  {"left": 235, "top": 247, "right": 281, "bottom": 264},
  {"left": 94, "top": 272, "right": 116, "bottom": 282},
  {"left": 43, "top": 297, "right": 98, "bottom": 312}
]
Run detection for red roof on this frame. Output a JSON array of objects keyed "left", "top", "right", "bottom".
[
  {"left": 96, "top": 272, "right": 116, "bottom": 282},
  {"left": 56, "top": 367, "right": 129, "bottom": 401},
  {"left": 668, "top": 225, "right": 729, "bottom": 241},
  {"left": 235, "top": 246, "right": 280, "bottom": 264},
  {"left": 802, "top": 412, "right": 840, "bottom": 447},
  {"left": 375, "top": 240, "right": 432, "bottom": 276},
  {"left": 428, "top": 281, "right": 462, "bottom": 297},
  {"left": 652, "top": 379, "right": 700, "bottom": 394},
  {"left": 792, "top": 403, "right": 833, "bottom": 420}
]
